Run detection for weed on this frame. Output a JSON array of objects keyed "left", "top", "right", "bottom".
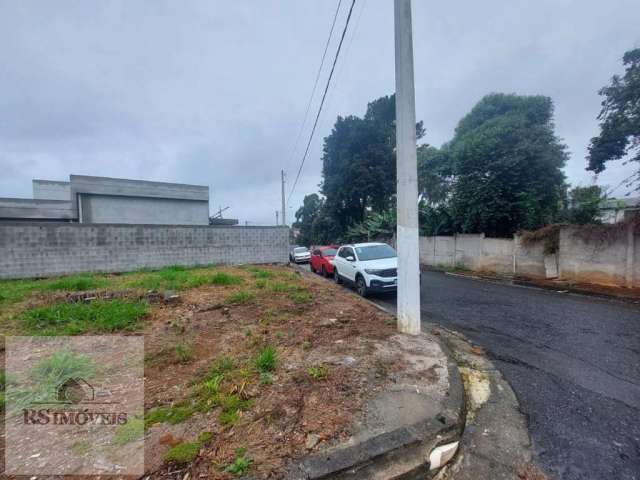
[
  {"left": 219, "top": 409, "right": 240, "bottom": 426},
  {"left": 209, "top": 357, "right": 235, "bottom": 376},
  {"left": 175, "top": 342, "right": 193, "bottom": 363},
  {"left": 219, "top": 394, "right": 252, "bottom": 426},
  {"left": 0, "top": 278, "right": 43, "bottom": 305},
  {"left": 302, "top": 340, "right": 312, "bottom": 350},
  {"left": 114, "top": 417, "right": 144, "bottom": 445},
  {"left": 21, "top": 299, "right": 148, "bottom": 335},
  {"left": 255, "top": 346, "right": 277, "bottom": 372},
  {"left": 259, "top": 372, "right": 273, "bottom": 385},
  {"left": 71, "top": 440, "right": 91, "bottom": 456},
  {"left": 198, "top": 431, "right": 214, "bottom": 443},
  {"left": 225, "top": 291, "right": 255, "bottom": 305},
  {"left": 45, "top": 274, "right": 107, "bottom": 292},
  {"left": 307, "top": 364, "right": 329, "bottom": 380},
  {"left": 202, "top": 374, "right": 224, "bottom": 395},
  {"left": 289, "top": 291, "right": 313, "bottom": 304},
  {"left": 225, "top": 447, "right": 252, "bottom": 475},
  {"left": 255, "top": 279, "right": 267, "bottom": 289}
]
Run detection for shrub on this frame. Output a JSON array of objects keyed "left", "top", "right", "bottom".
[{"left": 307, "top": 364, "right": 329, "bottom": 380}]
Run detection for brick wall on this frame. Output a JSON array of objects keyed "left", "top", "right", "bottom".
[{"left": 0, "top": 223, "right": 289, "bottom": 279}]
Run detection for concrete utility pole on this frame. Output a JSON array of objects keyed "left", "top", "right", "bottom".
[
  {"left": 276, "top": 210, "right": 279, "bottom": 225},
  {"left": 281, "top": 170, "right": 286, "bottom": 226},
  {"left": 394, "top": 0, "right": 421, "bottom": 335}
]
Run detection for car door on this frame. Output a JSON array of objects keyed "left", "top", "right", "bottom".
[
  {"left": 340, "top": 247, "right": 358, "bottom": 282},
  {"left": 311, "top": 249, "right": 321, "bottom": 271}
]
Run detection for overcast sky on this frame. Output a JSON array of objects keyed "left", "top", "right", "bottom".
[{"left": 1, "top": 0, "right": 639, "bottom": 224}]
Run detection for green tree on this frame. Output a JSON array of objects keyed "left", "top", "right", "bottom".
[
  {"left": 587, "top": 48, "right": 640, "bottom": 184},
  {"left": 564, "top": 185, "right": 605, "bottom": 225},
  {"left": 293, "top": 194, "right": 323, "bottom": 246},
  {"left": 320, "top": 94, "right": 424, "bottom": 237},
  {"left": 448, "top": 93, "right": 568, "bottom": 237}
]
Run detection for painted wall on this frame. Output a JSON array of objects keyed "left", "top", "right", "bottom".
[
  {"left": 419, "top": 225, "right": 637, "bottom": 287},
  {"left": 79, "top": 194, "right": 209, "bottom": 225},
  {"left": 32, "top": 180, "right": 71, "bottom": 201},
  {"left": 0, "top": 223, "right": 289, "bottom": 279}
]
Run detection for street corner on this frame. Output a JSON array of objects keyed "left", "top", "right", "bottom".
[
  {"left": 284, "top": 329, "right": 465, "bottom": 480},
  {"left": 429, "top": 325, "right": 548, "bottom": 480}
]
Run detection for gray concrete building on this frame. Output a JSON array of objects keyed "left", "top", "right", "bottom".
[{"left": 0, "top": 175, "right": 210, "bottom": 225}]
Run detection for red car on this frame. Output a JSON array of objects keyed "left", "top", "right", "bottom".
[{"left": 310, "top": 245, "right": 339, "bottom": 277}]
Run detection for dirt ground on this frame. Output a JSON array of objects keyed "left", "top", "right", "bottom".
[{"left": 1, "top": 265, "right": 400, "bottom": 479}]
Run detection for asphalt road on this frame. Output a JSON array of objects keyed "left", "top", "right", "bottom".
[{"left": 366, "top": 270, "right": 640, "bottom": 480}]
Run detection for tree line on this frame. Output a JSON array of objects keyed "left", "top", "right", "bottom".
[{"left": 293, "top": 48, "right": 639, "bottom": 246}]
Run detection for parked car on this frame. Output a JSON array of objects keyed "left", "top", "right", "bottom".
[
  {"left": 290, "top": 246, "right": 311, "bottom": 263},
  {"left": 310, "top": 245, "right": 338, "bottom": 277},
  {"left": 289, "top": 245, "right": 301, "bottom": 262},
  {"left": 332, "top": 242, "right": 397, "bottom": 297}
]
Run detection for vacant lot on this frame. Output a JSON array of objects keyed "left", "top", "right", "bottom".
[{"left": 0, "top": 264, "right": 398, "bottom": 479}]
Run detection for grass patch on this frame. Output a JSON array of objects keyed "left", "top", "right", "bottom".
[
  {"left": 145, "top": 405, "right": 195, "bottom": 428},
  {"left": 209, "top": 356, "right": 235, "bottom": 376},
  {"left": 164, "top": 441, "right": 201, "bottom": 464},
  {"left": 225, "top": 447, "right": 252, "bottom": 475},
  {"left": 289, "top": 291, "right": 313, "bottom": 304},
  {"left": 0, "top": 278, "right": 43, "bottom": 305},
  {"left": 45, "top": 274, "right": 108, "bottom": 292},
  {"left": 255, "top": 346, "right": 277, "bottom": 373},
  {"left": 175, "top": 342, "right": 194, "bottom": 364},
  {"left": 225, "top": 291, "right": 255, "bottom": 305},
  {"left": 126, "top": 266, "right": 242, "bottom": 291},
  {"left": 20, "top": 299, "right": 148, "bottom": 335},
  {"left": 163, "top": 431, "right": 214, "bottom": 465},
  {"left": 307, "top": 364, "right": 329, "bottom": 380},
  {"left": 114, "top": 417, "right": 144, "bottom": 445}
]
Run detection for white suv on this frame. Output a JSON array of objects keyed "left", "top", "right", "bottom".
[{"left": 332, "top": 242, "right": 397, "bottom": 297}]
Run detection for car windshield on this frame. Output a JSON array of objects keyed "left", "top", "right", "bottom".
[
  {"left": 355, "top": 244, "right": 396, "bottom": 261},
  {"left": 322, "top": 248, "right": 337, "bottom": 256},
  {"left": 294, "top": 247, "right": 308, "bottom": 253}
]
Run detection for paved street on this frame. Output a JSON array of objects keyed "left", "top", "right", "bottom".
[{"left": 369, "top": 270, "right": 640, "bottom": 480}]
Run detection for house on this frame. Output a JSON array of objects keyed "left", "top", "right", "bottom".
[
  {"left": 0, "top": 175, "right": 210, "bottom": 225},
  {"left": 599, "top": 197, "right": 640, "bottom": 224}
]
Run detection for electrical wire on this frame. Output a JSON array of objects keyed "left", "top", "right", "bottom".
[{"left": 288, "top": 0, "right": 357, "bottom": 203}]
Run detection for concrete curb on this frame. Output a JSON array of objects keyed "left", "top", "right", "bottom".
[
  {"left": 280, "top": 266, "right": 467, "bottom": 479},
  {"left": 428, "top": 325, "right": 542, "bottom": 480}
]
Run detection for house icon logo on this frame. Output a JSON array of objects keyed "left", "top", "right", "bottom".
[{"left": 56, "top": 377, "right": 95, "bottom": 404}]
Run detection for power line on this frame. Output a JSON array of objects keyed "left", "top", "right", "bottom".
[
  {"left": 288, "top": 0, "right": 357, "bottom": 203},
  {"left": 287, "top": 0, "right": 343, "bottom": 167}
]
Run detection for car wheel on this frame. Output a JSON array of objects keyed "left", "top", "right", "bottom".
[
  {"left": 356, "top": 275, "right": 368, "bottom": 297},
  {"left": 334, "top": 268, "right": 343, "bottom": 284},
  {"left": 321, "top": 265, "right": 328, "bottom": 277}
]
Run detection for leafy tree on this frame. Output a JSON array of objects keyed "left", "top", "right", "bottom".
[
  {"left": 343, "top": 209, "right": 396, "bottom": 243},
  {"left": 564, "top": 185, "right": 605, "bottom": 225},
  {"left": 448, "top": 93, "right": 568, "bottom": 237},
  {"left": 293, "top": 194, "right": 323, "bottom": 246},
  {"left": 417, "top": 145, "right": 452, "bottom": 205},
  {"left": 321, "top": 95, "right": 424, "bottom": 236},
  {"left": 587, "top": 48, "right": 640, "bottom": 185}
]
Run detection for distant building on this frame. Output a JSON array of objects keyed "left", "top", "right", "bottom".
[
  {"left": 599, "top": 197, "right": 640, "bottom": 224},
  {"left": 0, "top": 175, "right": 210, "bottom": 225}
]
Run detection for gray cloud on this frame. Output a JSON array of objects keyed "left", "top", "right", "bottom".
[{"left": 1, "top": 0, "right": 639, "bottom": 222}]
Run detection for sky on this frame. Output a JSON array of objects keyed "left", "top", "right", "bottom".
[{"left": 1, "top": 0, "right": 639, "bottom": 225}]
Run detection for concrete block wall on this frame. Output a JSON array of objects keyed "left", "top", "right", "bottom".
[
  {"left": 558, "top": 226, "right": 630, "bottom": 287},
  {"left": 0, "top": 223, "right": 289, "bottom": 280}
]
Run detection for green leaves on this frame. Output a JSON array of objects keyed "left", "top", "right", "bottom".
[{"left": 587, "top": 48, "right": 640, "bottom": 179}]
